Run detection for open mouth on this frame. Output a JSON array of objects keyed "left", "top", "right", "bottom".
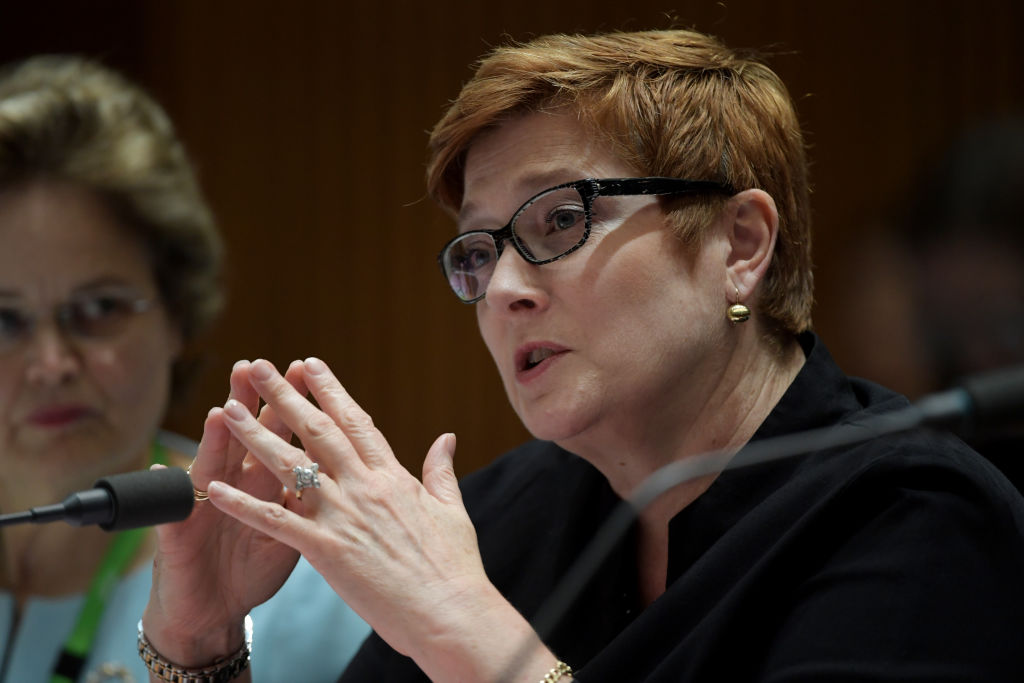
[
  {"left": 515, "top": 344, "right": 567, "bottom": 375},
  {"left": 523, "top": 347, "right": 557, "bottom": 371}
]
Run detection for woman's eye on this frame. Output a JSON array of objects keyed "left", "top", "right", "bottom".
[
  {"left": 453, "top": 248, "right": 492, "bottom": 271},
  {"left": 0, "top": 308, "right": 29, "bottom": 335},
  {"left": 547, "top": 207, "right": 584, "bottom": 233},
  {"left": 466, "top": 249, "right": 493, "bottom": 269},
  {"left": 78, "top": 296, "right": 121, "bottom": 320}
]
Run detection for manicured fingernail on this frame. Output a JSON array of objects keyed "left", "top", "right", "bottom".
[
  {"left": 305, "top": 357, "right": 326, "bottom": 375},
  {"left": 250, "top": 359, "right": 273, "bottom": 380},
  {"left": 232, "top": 359, "right": 250, "bottom": 370},
  {"left": 224, "top": 399, "right": 247, "bottom": 419}
]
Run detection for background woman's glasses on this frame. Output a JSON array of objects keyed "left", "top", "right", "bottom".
[{"left": 0, "top": 289, "right": 153, "bottom": 354}]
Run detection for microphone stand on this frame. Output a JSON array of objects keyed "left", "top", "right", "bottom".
[{"left": 0, "top": 489, "right": 115, "bottom": 527}]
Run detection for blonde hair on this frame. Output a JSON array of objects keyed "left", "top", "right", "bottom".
[
  {"left": 428, "top": 29, "right": 813, "bottom": 335},
  {"left": 0, "top": 54, "right": 223, "bottom": 342}
]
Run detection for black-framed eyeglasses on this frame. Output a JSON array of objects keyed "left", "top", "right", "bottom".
[
  {"left": 437, "top": 177, "right": 735, "bottom": 303},
  {"left": 0, "top": 289, "right": 153, "bottom": 355}
]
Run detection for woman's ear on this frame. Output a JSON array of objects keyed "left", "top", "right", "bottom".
[{"left": 724, "top": 189, "right": 779, "bottom": 301}]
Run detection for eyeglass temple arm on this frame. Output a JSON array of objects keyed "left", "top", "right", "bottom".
[{"left": 590, "top": 177, "right": 735, "bottom": 197}]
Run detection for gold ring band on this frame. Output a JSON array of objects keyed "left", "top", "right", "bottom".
[{"left": 187, "top": 460, "right": 210, "bottom": 502}]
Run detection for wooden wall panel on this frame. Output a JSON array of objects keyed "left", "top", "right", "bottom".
[{"left": 2, "top": 1, "right": 1021, "bottom": 477}]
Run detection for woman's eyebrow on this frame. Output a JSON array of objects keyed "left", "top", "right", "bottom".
[
  {"left": 457, "top": 168, "right": 586, "bottom": 231},
  {"left": 69, "top": 276, "right": 139, "bottom": 293}
]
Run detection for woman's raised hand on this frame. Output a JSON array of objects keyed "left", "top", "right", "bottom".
[
  {"left": 201, "top": 357, "right": 553, "bottom": 681},
  {"left": 142, "top": 360, "right": 307, "bottom": 668}
]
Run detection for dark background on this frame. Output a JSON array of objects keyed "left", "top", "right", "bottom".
[{"left": 3, "top": 0, "right": 1021, "bottom": 476}]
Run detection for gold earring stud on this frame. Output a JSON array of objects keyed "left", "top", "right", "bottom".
[
  {"left": 728, "top": 286, "right": 750, "bottom": 323},
  {"left": 727, "top": 303, "right": 751, "bottom": 323}
]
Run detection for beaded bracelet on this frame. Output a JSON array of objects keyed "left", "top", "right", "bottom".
[
  {"left": 540, "top": 660, "right": 572, "bottom": 683},
  {"left": 137, "top": 615, "right": 252, "bottom": 683}
]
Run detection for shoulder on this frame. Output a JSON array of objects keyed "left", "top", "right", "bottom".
[
  {"left": 760, "top": 427, "right": 1024, "bottom": 568},
  {"left": 811, "top": 424, "right": 1019, "bottom": 507},
  {"left": 763, "top": 333, "right": 1023, "bottom": 525}
]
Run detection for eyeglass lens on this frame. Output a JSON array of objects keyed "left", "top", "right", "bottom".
[
  {"left": 0, "top": 291, "right": 150, "bottom": 353},
  {"left": 442, "top": 186, "right": 588, "bottom": 302}
]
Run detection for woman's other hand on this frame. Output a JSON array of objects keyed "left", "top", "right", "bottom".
[{"left": 141, "top": 360, "right": 305, "bottom": 668}]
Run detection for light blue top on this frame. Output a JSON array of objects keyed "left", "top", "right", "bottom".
[
  {"left": 0, "top": 433, "right": 368, "bottom": 682},
  {"left": 0, "top": 556, "right": 369, "bottom": 682}
]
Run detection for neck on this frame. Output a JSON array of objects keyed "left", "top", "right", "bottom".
[
  {"left": 1, "top": 525, "right": 117, "bottom": 602},
  {"left": 550, "top": 329, "right": 804, "bottom": 607},
  {"left": 0, "top": 441, "right": 168, "bottom": 603},
  {"left": 562, "top": 331, "right": 805, "bottom": 524}
]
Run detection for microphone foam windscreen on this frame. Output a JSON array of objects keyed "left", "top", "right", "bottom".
[
  {"left": 94, "top": 467, "right": 195, "bottom": 531},
  {"left": 961, "top": 365, "right": 1024, "bottom": 425}
]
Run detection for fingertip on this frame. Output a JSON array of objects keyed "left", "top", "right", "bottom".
[
  {"left": 202, "top": 407, "right": 227, "bottom": 433},
  {"left": 199, "top": 407, "right": 231, "bottom": 447},
  {"left": 424, "top": 433, "right": 461, "bottom": 503},
  {"left": 425, "top": 432, "right": 457, "bottom": 467},
  {"left": 283, "top": 361, "right": 309, "bottom": 393},
  {"left": 250, "top": 358, "right": 275, "bottom": 381},
  {"left": 223, "top": 398, "right": 248, "bottom": 420},
  {"left": 286, "top": 360, "right": 303, "bottom": 377},
  {"left": 206, "top": 481, "right": 233, "bottom": 510},
  {"left": 433, "top": 432, "right": 456, "bottom": 455},
  {"left": 207, "top": 480, "right": 229, "bottom": 496},
  {"left": 304, "top": 357, "right": 327, "bottom": 375}
]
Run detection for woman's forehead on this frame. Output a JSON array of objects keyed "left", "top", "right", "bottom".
[
  {"left": 459, "top": 111, "right": 634, "bottom": 221},
  {"left": 0, "top": 182, "right": 155, "bottom": 299}
]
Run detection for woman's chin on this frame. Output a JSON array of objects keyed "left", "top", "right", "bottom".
[{"left": 518, "top": 410, "right": 593, "bottom": 445}]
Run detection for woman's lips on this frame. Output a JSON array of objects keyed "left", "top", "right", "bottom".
[
  {"left": 26, "top": 405, "right": 93, "bottom": 428},
  {"left": 514, "top": 343, "right": 569, "bottom": 382}
]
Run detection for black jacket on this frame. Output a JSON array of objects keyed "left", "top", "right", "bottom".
[{"left": 341, "top": 334, "right": 1024, "bottom": 681}]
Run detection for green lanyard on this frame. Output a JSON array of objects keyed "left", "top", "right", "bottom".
[{"left": 50, "top": 442, "right": 169, "bottom": 683}]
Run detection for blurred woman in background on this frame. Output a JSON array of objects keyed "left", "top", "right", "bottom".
[{"left": 0, "top": 55, "right": 367, "bottom": 682}]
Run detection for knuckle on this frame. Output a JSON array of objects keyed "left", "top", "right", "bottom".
[
  {"left": 302, "top": 412, "right": 337, "bottom": 439},
  {"left": 240, "top": 420, "right": 265, "bottom": 441},
  {"left": 269, "top": 380, "right": 295, "bottom": 403},
  {"left": 319, "top": 383, "right": 347, "bottom": 403},
  {"left": 340, "top": 405, "right": 375, "bottom": 433},
  {"left": 259, "top": 502, "right": 289, "bottom": 530}
]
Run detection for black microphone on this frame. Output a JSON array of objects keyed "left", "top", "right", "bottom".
[
  {"left": 916, "top": 364, "right": 1024, "bottom": 435},
  {"left": 0, "top": 467, "right": 194, "bottom": 531},
  {"left": 526, "top": 363, "right": 1024, "bottom": 645}
]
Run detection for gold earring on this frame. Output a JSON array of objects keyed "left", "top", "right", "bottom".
[{"left": 727, "top": 287, "right": 750, "bottom": 323}]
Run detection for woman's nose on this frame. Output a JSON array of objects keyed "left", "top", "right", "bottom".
[
  {"left": 23, "top": 322, "right": 82, "bottom": 385},
  {"left": 482, "top": 247, "right": 549, "bottom": 313}
]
